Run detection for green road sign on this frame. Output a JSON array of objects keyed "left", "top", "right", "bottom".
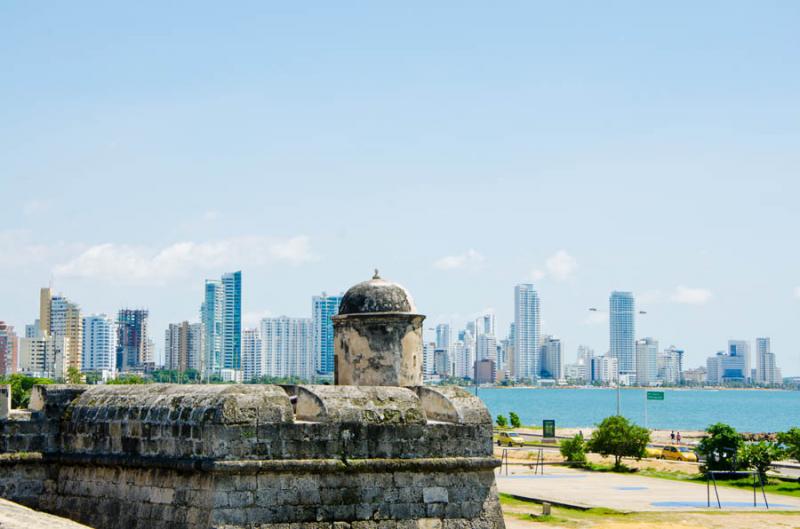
[
  {"left": 647, "top": 391, "right": 665, "bottom": 401},
  {"left": 543, "top": 419, "right": 556, "bottom": 438}
]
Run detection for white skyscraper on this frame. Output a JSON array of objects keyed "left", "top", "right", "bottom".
[
  {"left": 540, "top": 336, "right": 562, "bottom": 380},
  {"left": 435, "top": 324, "right": 451, "bottom": 350},
  {"left": 19, "top": 335, "right": 68, "bottom": 379},
  {"left": 635, "top": 337, "right": 658, "bottom": 386},
  {"left": 241, "top": 328, "right": 263, "bottom": 382},
  {"left": 82, "top": 314, "right": 116, "bottom": 374},
  {"left": 514, "top": 284, "right": 540, "bottom": 382},
  {"left": 755, "top": 337, "right": 781, "bottom": 385},
  {"left": 609, "top": 291, "right": 635, "bottom": 377},
  {"left": 164, "top": 321, "right": 203, "bottom": 373},
  {"left": 476, "top": 334, "right": 497, "bottom": 362},
  {"left": 260, "top": 317, "right": 313, "bottom": 380}
]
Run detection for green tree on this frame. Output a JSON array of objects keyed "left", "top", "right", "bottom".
[
  {"left": 0, "top": 374, "right": 54, "bottom": 408},
  {"left": 509, "top": 412, "right": 521, "bottom": 428},
  {"left": 496, "top": 414, "right": 508, "bottom": 428},
  {"left": 777, "top": 427, "right": 800, "bottom": 462},
  {"left": 740, "top": 441, "right": 784, "bottom": 482},
  {"left": 559, "top": 434, "right": 587, "bottom": 465},
  {"left": 107, "top": 374, "right": 147, "bottom": 385},
  {"left": 66, "top": 366, "right": 83, "bottom": 384},
  {"left": 697, "top": 423, "right": 743, "bottom": 472},
  {"left": 586, "top": 415, "right": 650, "bottom": 470}
]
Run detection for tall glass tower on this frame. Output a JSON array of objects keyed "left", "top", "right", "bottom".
[
  {"left": 514, "top": 284, "right": 540, "bottom": 382},
  {"left": 222, "top": 271, "right": 242, "bottom": 370},
  {"left": 609, "top": 291, "right": 635, "bottom": 375},
  {"left": 312, "top": 293, "right": 342, "bottom": 376}
]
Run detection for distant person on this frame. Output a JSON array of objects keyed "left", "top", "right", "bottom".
[
  {"left": 578, "top": 430, "right": 583, "bottom": 439},
  {"left": 670, "top": 431, "right": 675, "bottom": 442},
  {"left": 677, "top": 432, "right": 682, "bottom": 444}
]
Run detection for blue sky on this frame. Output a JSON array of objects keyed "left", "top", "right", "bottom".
[{"left": 1, "top": 2, "right": 799, "bottom": 373}]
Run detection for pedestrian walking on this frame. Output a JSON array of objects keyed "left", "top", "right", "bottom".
[
  {"left": 670, "top": 431, "right": 675, "bottom": 442},
  {"left": 677, "top": 431, "right": 682, "bottom": 444}
]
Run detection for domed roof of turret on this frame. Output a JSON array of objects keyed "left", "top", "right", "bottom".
[{"left": 338, "top": 270, "right": 418, "bottom": 315}]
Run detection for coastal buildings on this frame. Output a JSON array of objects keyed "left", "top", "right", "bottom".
[
  {"left": 539, "top": 335, "right": 562, "bottom": 381},
  {"left": 312, "top": 293, "right": 342, "bottom": 376},
  {"left": 260, "top": 316, "right": 313, "bottom": 379},
  {"left": 82, "top": 314, "right": 116, "bottom": 375},
  {"left": 658, "top": 346, "right": 684, "bottom": 385},
  {"left": 0, "top": 322, "right": 18, "bottom": 375},
  {"left": 241, "top": 327, "right": 262, "bottom": 381},
  {"left": 116, "top": 309, "right": 149, "bottom": 371},
  {"left": 609, "top": 291, "right": 635, "bottom": 378},
  {"left": 19, "top": 334, "right": 67, "bottom": 379},
  {"left": 201, "top": 271, "right": 242, "bottom": 378},
  {"left": 435, "top": 323, "right": 451, "bottom": 350},
  {"left": 164, "top": 321, "right": 203, "bottom": 373},
  {"left": 514, "top": 283, "right": 540, "bottom": 382},
  {"left": 755, "top": 337, "right": 782, "bottom": 385},
  {"left": 591, "top": 355, "right": 618, "bottom": 384},
  {"left": 39, "top": 288, "right": 83, "bottom": 372},
  {"left": 635, "top": 337, "right": 658, "bottom": 386}
]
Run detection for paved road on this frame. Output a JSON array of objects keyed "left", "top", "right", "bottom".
[{"left": 496, "top": 466, "right": 800, "bottom": 512}]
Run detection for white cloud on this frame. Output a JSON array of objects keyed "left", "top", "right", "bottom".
[
  {"left": 545, "top": 250, "right": 578, "bottom": 281},
  {"left": 670, "top": 286, "right": 712, "bottom": 305},
  {"left": 53, "top": 235, "right": 316, "bottom": 285},
  {"left": 529, "top": 269, "right": 545, "bottom": 281},
  {"left": 433, "top": 249, "right": 484, "bottom": 271}
]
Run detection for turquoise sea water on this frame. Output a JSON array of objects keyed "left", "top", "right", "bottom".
[{"left": 477, "top": 387, "right": 800, "bottom": 432}]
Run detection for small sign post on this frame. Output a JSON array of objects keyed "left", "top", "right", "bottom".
[
  {"left": 542, "top": 419, "right": 555, "bottom": 439},
  {"left": 645, "top": 391, "right": 664, "bottom": 430}
]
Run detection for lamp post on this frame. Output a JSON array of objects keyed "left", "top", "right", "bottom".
[{"left": 587, "top": 307, "right": 649, "bottom": 416}]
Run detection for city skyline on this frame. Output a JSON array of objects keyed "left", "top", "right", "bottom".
[{"left": 2, "top": 3, "right": 800, "bottom": 375}]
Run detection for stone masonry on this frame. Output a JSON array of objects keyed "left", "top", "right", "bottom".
[{"left": 0, "top": 274, "right": 505, "bottom": 529}]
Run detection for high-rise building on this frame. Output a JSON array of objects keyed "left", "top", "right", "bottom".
[
  {"left": 221, "top": 271, "right": 242, "bottom": 370},
  {"left": 635, "top": 337, "right": 658, "bottom": 386},
  {"left": 474, "top": 358, "right": 496, "bottom": 384},
  {"left": 312, "top": 293, "right": 342, "bottom": 376},
  {"left": 514, "top": 284, "right": 540, "bottom": 382},
  {"left": 40, "top": 288, "right": 83, "bottom": 372},
  {"left": 164, "top": 321, "right": 203, "bottom": 373},
  {"left": 435, "top": 324, "right": 451, "bottom": 350},
  {"left": 19, "top": 334, "right": 67, "bottom": 379},
  {"left": 0, "top": 322, "right": 18, "bottom": 375},
  {"left": 422, "top": 341, "right": 435, "bottom": 377},
  {"left": 659, "top": 345, "right": 684, "bottom": 385},
  {"left": 201, "top": 279, "right": 224, "bottom": 377},
  {"left": 241, "top": 328, "right": 262, "bottom": 382},
  {"left": 727, "top": 340, "right": 750, "bottom": 382},
  {"left": 201, "top": 271, "right": 242, "bottom": 378},
  {"left": 591, "top": 355, "right": 618, "bottom": 384},
  {"left": 260, "top": 317, "right": 313, "bottom": 380},
  {"left": 25, "top": 321, "right": 42, "bottom": 339},
  {"left": 539, "top": 336, "right": 562, "bottom": 380},
  {"left": 481, "top": 314, "right": 496, "bottom": 336},
  {"left": 82, "top": 315, "right": 116, "bottom": 374},
  {"left": 609, "top": 291, "right": 635, "bottom": 377},
  {"left": 116, "top": 309, "right": 149, "bottom": 370},
  {"left": 433, "top": 348, "right": 450, "bottom": 377},
  {"left": 755, "top": 337, "right": 781, "bottom": 385},
  {"left": 476, "top": 334, "right": 497, "bottom": 362}
]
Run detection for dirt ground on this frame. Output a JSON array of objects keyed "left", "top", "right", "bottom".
[{"left": 494, "top": 445, "right": 701, "bottom": 473}]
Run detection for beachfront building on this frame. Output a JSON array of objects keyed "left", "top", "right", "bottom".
[
  {"left": 707, "top": 341, "right": 750, "bottom": 385},
  {"left": 260, "top": 316, "right": 313, "bottom": 380},
  {"left": 312, "top": 293, "right": 342, "bottom": 376},
  {"left": 117, "top": 309, "right": 149, "bottom": 371},
  {"left": 658, "top": 346, "right": 683, "bottom": 385},
  {"left": 682, "top": 366, "right": 707, "bottom": 385},
  {"left": 514, "top": 283, "right": 541, "bottom": 382},
  {"left": 635, "top": 337, "right": 658, "bottom": 386},
  {"left": 539, "top": 335, "right": 562, "bottom": 381},
  {"left": 609, "top": 291, "right": 635, "bottom": 381},
  {"left": 164, "top": 321, "right": 203, "bottom": 373},
  {"left": 82, "top": 314, "right": 116, "bottom": 375},
  {"left": 19, "top": 334, "right": 68, "bottom": 379},
  {"left": 422, "top": 341, "right": 435, "bottom": 377},
  {"left": 755, "top": 337, "right": 782, "bottom": 385},
  {"left": 201, "top": 271, "right": 241, "bottom": 378},
  {"left": 0, "top": 322, "right": 18, "bottom": 375},
  {"left": 433, "top": 348, "right": 450, "bottom": 377},
  {"left": 591, "top": 355, "right": 618, "bottom": 384},
  {"left": 435, "top": 323, "right": 451, "bottom": 350},
  {"left": 241, "top": 327, "right": 262, "bottom": 381}
]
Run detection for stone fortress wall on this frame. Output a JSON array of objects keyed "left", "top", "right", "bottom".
[
  {"left": 0, "top": 383, "right": 503, "bottom": 529},
  {"left": 0, "top": 273, "right": 505, "bottom": 529}
]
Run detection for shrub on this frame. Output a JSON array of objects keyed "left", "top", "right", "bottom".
[
  {"left": 697, "top": 423, "right": 743, "bottom": 472},
  {"left": 496, "top": 415, "right": 508, "bottom": 428},
  {"left": 586, "top": 415, "right": 649, "bottom": 470},
  {"left": 777, "top": 427, "right": 800, "bottom": 462},
  {"left": 0, "top": 374, "right": 54, "bottom": 408},
  {"left": 509, "top": 412, "right": 521, "bottom": 428},
  {"left": 740, "top": 441, "right": 784, "bottom": 482},
  {"left": 560, "top": 434, "right": 587, "bottom": 465}
]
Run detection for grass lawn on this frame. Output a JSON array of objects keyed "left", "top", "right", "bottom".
[{"left": 624, "top": 467, "right": 800, "bottom": 498}]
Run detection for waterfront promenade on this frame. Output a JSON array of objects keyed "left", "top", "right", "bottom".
[{"left": 496, "top": 466, "right": 800, "bottom": 512}]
